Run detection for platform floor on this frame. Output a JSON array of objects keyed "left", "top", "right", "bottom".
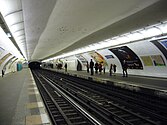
[
  {"left": 0, "top": 68, "right": 51, "bottom": 125},
  {"left": 49, "top": 68, "right": 167, "bottom": 91}
]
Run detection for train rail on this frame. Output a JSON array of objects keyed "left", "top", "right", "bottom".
[
  {"left": 32, "top": 71, "right": 103, "bottom": 125},
  {"left": 32, "top": 69, "right": 167, "bottom": 125}
]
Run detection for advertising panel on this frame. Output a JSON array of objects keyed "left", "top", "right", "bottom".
[
  {"left": 89, "top": 51, "right": 107, "bottom": 66},
  {"left": 140, "top": 56, "right": 153, "bottom": 66},
  {"left": 151, "top": 55, "right": 165, "bottom": 66},
  {"left": 109, "top": 46, "right": 143, "bottom": 69}
]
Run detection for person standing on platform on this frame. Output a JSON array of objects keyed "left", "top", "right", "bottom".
[
  {"left": 64, "top": 62, "right": 67, "bottom": 72},
  {"left": 90, "top": 59, "right": 94, "bottom": 75},
  {"left": 109, "top": 63, "right": 113, "bottom": 76},
  {"left": 98, "top": 63, "right": 102, "bottom": 75},
  {"left": 95, "top": 62, "right": 99, "bottom": 74},
  {"left": 2, "top": 69, "right": 4, "bottom": 77},
  {"left": 113, "top": 64, "right": 117, "bottom": 75},
  {"left": 122, "top": 60, "right": 128, "bottom": 77},
  {"left": 86, "top": 61, "right": 89, "bottom": 73},
  {"left": 103, "top": 63, "right": 106, "bottom": 74}
]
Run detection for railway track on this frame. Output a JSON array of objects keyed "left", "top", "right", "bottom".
[
  {"left": 32, "top": 69, "right": 167, "bottom": 125},
  {"left": 32, "top": 71, "right": 103, "bottom": 125}
]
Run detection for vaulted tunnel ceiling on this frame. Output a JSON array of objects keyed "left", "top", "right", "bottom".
[{"left": 1, "top": 0, "right": 167, "bottom": 61}]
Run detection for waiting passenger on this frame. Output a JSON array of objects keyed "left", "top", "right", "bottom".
[
  {"left": 86, "top": 61, "right": 89, "bottom": 73},
  {"left": 2, "top": 70, "right": 4, "bottom": 77},
  {"left": 113, "top": 64, "right": 117, "bottom": 75},
  {"left": 109, "top": 63, "right": 113, "bottom": 76},
  {"left": 122, "top": 60, "right": 128, "bottom": 77},
  {"left": 90, "top": 59, "right": 94, "bottom": 75},
  {"left": 95, "top": 62, "right": 99, "bottom": 74},
  {"left": 64, "top": 63, "right": 67, "bottom": 72},
  {"left": 98, "top": 63, "right": 102, "bottom": 75}
]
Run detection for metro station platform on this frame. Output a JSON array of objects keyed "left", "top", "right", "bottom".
[
  {"left": 0, "top": 68, "right": 51, "bottom": 125},
  {"left": 1, "top": 68, "right": 167, "bottom": 125},
  {"left": 47, "top": 68, "right": 167, "bottom": 98}
]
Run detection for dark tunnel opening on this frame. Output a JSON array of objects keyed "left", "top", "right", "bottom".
[{"left": 28, "top": 61, "right": 42, "bottom": 70}]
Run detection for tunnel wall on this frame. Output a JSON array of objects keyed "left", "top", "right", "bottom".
[
  {"left": 0, "top": 50, "right": 17, "bottom": 76},
  {"left": 5, "top": 58, "right": 17, "bottom": 74},
  {"left": 60, "top": 36, "right": 167, "bottom": 78},
  {"left": 52, "top": 57, "right": 78, "bottom": 71}
]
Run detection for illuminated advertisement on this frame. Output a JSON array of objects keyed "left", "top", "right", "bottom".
[
  {"left": 151, "top": 55, "right": 165, "bottom": 66},
  {"left": 140, "top": 56, "right": 153, "bottom": 66},
  {"left": 89, "top": 51, "right": 107, "bottom": 66},
  {"left": 109, "top": 46, "right": 143, "bottom": 69}
]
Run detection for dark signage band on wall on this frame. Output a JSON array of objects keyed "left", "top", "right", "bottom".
[
  {"left": 109, "top": 46, "right": 143, "bottom": 69},
  {"left": 151, "top": 39, "right": 167, "bottom": 61},
  {"left": 104, "top": 55, "right": 114, "bottom": 59}
]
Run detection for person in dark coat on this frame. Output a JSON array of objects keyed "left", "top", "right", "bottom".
[
  {"left": 103, "top": 64, "right": 106, "bottom": 74},
  {"left": 109, "top": 63, "right": 113, "bottom": 76},
  {"left": 64, "top": 63, "right": 67, "bottom": 72},
  {"left": 2, "top": 70, "right": 4, "bottom": 77},
  {"left": 90, "top": 59, "right": 94, "bottom": 75},
  {"left": 94, "top": 62, "right": 99, "bottom": 74},
  {"left": 86, "top": 61, "right": 89, "bottom": 73},
  {"left": 122, "top": 60, "right": 128, "bottom": 77},
  {"left": 113, "top": 64, "right": 117, "bottom": 75}
]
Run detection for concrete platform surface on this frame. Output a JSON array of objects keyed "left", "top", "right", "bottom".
[{"left": 0, "top": 68, "right": 51, "bottom": 125}]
